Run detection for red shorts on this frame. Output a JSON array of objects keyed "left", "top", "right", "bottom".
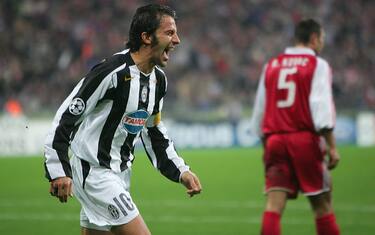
[{"left": 263, "top": 131, "right": 331, "bottom": 199}]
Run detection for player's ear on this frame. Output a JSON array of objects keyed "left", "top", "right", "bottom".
[
  {"left": 141, "top": 32, "right": 152, "bottom": 46},
  {"left": 309, "top": 32, "right": 319, "bottom": 46}
]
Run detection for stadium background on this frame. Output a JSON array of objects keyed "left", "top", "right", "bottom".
[{"left": 0, "top": 0, "right": 374, "bottom": 234}]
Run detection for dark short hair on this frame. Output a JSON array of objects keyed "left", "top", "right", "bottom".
[
  {"left": 126, "top": 4, "right": 176, "bottom": 52},
  {"left": 294, "top": 19, "right": 322, "bottom": 44}
]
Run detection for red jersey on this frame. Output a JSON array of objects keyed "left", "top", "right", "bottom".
[{"left": 250, "top": 47, "right": 336, "bottom": 136}]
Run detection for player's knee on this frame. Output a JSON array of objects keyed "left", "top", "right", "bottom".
[
  {"left": 265, "top": 198, "right": 286, "bottom": 214},
  {"left": 313, "top": 202, "right": 333, "bottom": 217},
  {"left": 266, "top": 202, "right": 285, "bottom": 214},
  {"left": 309, "top": 193, "right": 333, "bottom": 217}
]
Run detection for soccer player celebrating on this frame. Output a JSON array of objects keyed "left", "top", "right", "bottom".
[
  {"left": 44, "top": 4, "right": 202, "bottom": 235},
  {"left": 250, "top": 19, "right": 340, "bottom": 235}
]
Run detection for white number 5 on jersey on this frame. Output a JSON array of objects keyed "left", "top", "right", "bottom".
[{"left": 277, "top": 67, "right": 297, "bottom": 108}]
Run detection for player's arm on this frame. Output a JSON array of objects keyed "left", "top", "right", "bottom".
[
  {"left": 44, "top": 60, "right": 119, "bottom": 202},
  {"left": 44, "top": 78, "right": 87, "bottom": 203},
  {"left": 141, "top": 111, "right": 201, "bottom": 197},
  {"left": 250, "top": 64, "right": 267, "bottom": 144},
  {"left": 320, "top": 129, "right": 339, "bottom": 170},
  {"left": 310, "top": 58, "right": 340, "bottom": 170},
  {"left": 141, "top": 72, "right": 201, "bottom": 196}
]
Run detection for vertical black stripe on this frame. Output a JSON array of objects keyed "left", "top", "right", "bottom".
[
  {"left": 153, "top": 68, "right": 166, "bottom": 114},
  {"left": 52, "top": 121, "right": 74, "bottom": 177},
  {"left": 138, "top": 73, "right": 150, "bottom": 110},
  {"left": 80, "top": 159, "right": 90, "bottom": 189},
  {"left": 140, "top": 135, "right": 157, "bottom": 167},
  {"left": 97, "top": 67, "right": 131, "bottom": 168},
  {"left": 147, "top": 126, "right": 182, "bottom": 182},
  {"left": 120, "top": 133, "right": 136, "bottom": 171}
]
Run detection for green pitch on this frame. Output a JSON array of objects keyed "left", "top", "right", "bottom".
[{"left": 0, "top": 146, "right": 374, "bottom": 235}]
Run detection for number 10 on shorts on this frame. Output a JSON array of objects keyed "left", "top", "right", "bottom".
[{"left": 113, "top": 193, "right": 135, "bottom": 216}]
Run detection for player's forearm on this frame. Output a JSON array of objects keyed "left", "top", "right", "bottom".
[
  {"left": 44, "top": 132, "right": 72, "bottom": 181},
  {"left": 146, "top": 144, "right": 190, "bottom": 182},
  {"left": 44, "top": 154, "right": 72, "bottom": 181},
  {"left": 142, "top": 124, "right": 189, "bottom": 182},
  {"left": 320, "top": 129, "right": 336, "bottom": 150}
]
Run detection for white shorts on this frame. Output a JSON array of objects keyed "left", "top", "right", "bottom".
[{"left": 70, "top": 155, "right": 139, "bottom": 231}]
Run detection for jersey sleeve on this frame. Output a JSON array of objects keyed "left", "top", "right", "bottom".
[
  {"left": 309, "top": 58, "right": 336, "bottom": 131},
  {"left": 140, "top": 75, "right": 189, "bottom": 183},
  {"left": 250, "top": 64, "right": 267, "bottom": 137},
  {"left": 44, "top": 63, "right": 120, "bottom": 181}
]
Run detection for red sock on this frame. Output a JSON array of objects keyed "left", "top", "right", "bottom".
[
  {"left": 261, "top": 211, "right": 281, "bottom": 235},
  {"left": 316, "top": 213, "right": 340, "bottom": 235}
]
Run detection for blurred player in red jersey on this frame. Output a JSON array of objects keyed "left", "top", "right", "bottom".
[{"left": 250, "top": 19, "right": 340, "bottom": 235}]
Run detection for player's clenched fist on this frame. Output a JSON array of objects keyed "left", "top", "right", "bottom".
[
  {"left": 49, "top": 176, "right": 73, "bottom": 203},
  {"left": 180, "top": 171, "right": 202, "bottom": 197}
]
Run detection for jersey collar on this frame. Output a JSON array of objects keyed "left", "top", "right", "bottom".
[{"left": 284, "top": 47, "right": 316, "bottom": 56}]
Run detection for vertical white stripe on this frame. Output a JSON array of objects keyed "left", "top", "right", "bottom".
[
  {"left": 303, "top": 162, "right": 331, "bottom": 196},
  {"left": 309, "top": 58, "right": 335, "bottom": 131},
  {"left": 157, "top": 122, "right": 187, "bottom": 170},
  {"left": 108, "top": 125, "right": 129, "bottom": 172},
  {"left": 147, "top": 71, "right": 157, "bottom": 114},
  {"left": 127, "top": 65, "right": 140, "bottom": 112},
  {"left": 141, "top": 130, "right": 158, "bottom": 168},
  {"left": 328, "top": 67, "right": 336, "bottom": 127},
  {"left": 250, "top": 64, "right": 267, "bottom": 137}
]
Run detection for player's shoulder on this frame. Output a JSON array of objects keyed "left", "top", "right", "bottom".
[
  {"left": 155, "top": 66, "right": 167, "bottom": 79},
  {"left": 316, "top": 56, "right": 331, "bottom": 71},
  {"left": 263, "top": 53, "right": 283, "bottom": 71},
  {"left": 316, "top": 56, "right": 329, "bottom": 65},
  {"left": 154, "top": 66, "right": 168, "bottom": 94},
  {"left": 266, "top": 50, "right": 291, "bottom": 66},
  {"left": 89, "top": 49, "right": 129, "bottom": 74},
  {"left": 106, "top": 49, "right": 131, "bottom": 67},
  {"left": 155, "top": 66, "right": 168, "bottom": 86}
]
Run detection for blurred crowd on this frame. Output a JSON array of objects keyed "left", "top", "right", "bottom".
[{"left": 0, "top": 0, "right": 374, "bottom": 119}]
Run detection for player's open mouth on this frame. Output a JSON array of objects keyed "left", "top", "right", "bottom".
[{"left": 163, "top": 46, "right": 175, "bottom": 61}]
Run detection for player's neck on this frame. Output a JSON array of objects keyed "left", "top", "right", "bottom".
[
  {"left": 295, "top": 43, "right": 310, "bottom": 49},
  {"left": 295, "top": 42, "right": 317, "bottom": 54},
  {"left": 130, "top": 49, "right": 155, "bottom": 74}
]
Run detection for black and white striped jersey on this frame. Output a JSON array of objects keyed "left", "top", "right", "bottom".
[{"left": 44, "top": 49, "right": 189, "bottom": 183}]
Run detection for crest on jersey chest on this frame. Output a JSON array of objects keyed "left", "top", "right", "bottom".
[
  {"left": 141, "top": 85, "right": 148, "bottom": 103},
  {"left": 121, "top": 110, "right": 150, "bottom": 134}
]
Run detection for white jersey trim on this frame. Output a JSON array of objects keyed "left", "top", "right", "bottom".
[
  {"left": 309, "top": 57, "right": 336, "bottom": 131},
  {"left": 250, "top": 64, "right": 267, "bottom": 137}
]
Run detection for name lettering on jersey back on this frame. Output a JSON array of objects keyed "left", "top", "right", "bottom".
[{"left": 281, "top": 57, "right": 309, "bottom": 67}]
